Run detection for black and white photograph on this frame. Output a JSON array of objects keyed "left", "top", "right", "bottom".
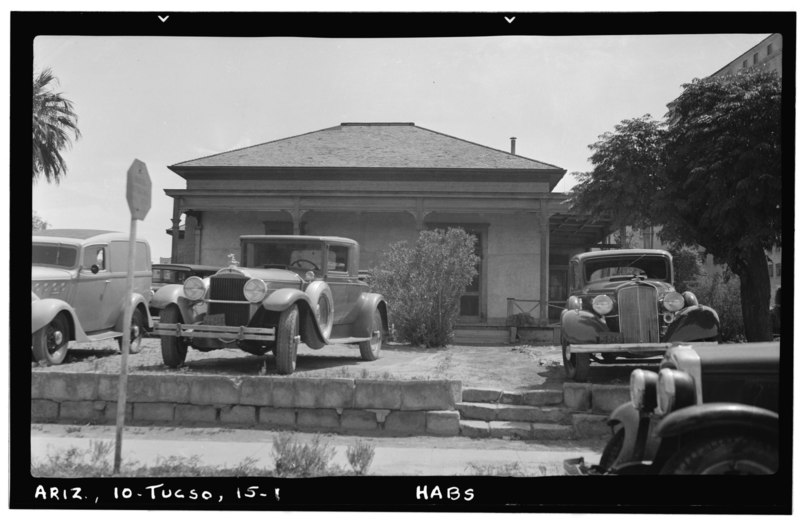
[{"left": 10, "top": 4, "right": 794, "bottom": 515}]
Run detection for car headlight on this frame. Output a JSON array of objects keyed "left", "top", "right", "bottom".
[
  {"left": 662, "top": 291, "right": 685, "bottom": 312},
  {"left": 592, "top": 295, "right": 614, "bottom": 315},
  {"left": 630, "top": 369, "right": 658, "bottom": 412},
  {"left": 656, "top": 368, "right": 696, "bottom": 415},
  {"left": 682, "top": 291, "right": 698, "bottom": 307},
  {"left": 567, "top": 296, "right": 582, "bottom": 310},
  {"left": 183, "top": 276, "right": 206, "bottom": 301},
  {"left": 243, "top": 278, "right": 268, "bottom": 303}
]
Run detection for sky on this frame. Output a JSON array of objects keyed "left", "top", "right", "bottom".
[{"left": 31, "top": 28, "right": 770, "bottom": 262}]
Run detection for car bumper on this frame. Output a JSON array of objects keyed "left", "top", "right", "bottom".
[
  {"left": 152, "top": 321, "right": 276, "bottom": 341},
  {"left": 567, "top": 341, "right": 718, "bottom": 355},
  {"left": 563, "top": 457, "right": 606, "bottom": 475}
]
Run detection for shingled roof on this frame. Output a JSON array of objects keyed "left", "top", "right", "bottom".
[{"left": 170, "top": 123, "right": 564, "bottom": 172}]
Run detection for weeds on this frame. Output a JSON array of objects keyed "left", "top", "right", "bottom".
[
  {"left": 345, "top": 440, "right": 376, "bottom": 475},
  {"left": 271, "top": 433, "right": 337, "bottom": 477},
  {"left": 466, "top": 462, "right": 526, "bottom": 476}
]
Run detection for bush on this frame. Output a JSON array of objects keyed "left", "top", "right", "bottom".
[
  {"left": 271, "top": 432, "right": 337, "bottom": 477},
  {"left": 345, "top": 440, "right": 375, "bottom": 476},
  {"left": 371, "top": 228, "right": 479, "bottom": 347},
  {"left": 690, "top": 271, "right": 745, "bottom": 342},
  {"left": 669, "top": 246, "right": 703, "bottom": 293}
]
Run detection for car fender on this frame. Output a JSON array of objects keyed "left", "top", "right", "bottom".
[
  {"left": 113, "top": 293, "right": 154, "bottom": 332},
  {"left": 153, "top": 284, "right": 199, "bottom": 323},
  {"left": 607, "top": 402, "right": 662, "bottom": 467},
  {"left": 31, "top": 298, "right": 89, "bottom": 342},
  {"left": 304, "top": 280, "right": 335, "bottom": 339},
  {"left": 262, "top": 288, "right": 328, "bottom": 349},
  {"left": 350, "top": 292, "right": 388, "bottom": 338},
  {"left": 664, "top": 305, "right": 720, "bottom": 342},
  {"left": 656, "top": 403, "right": 779, "bottom": 439},
  {"left": 560, "top": 309, "right": 610, "bottom": 344}
]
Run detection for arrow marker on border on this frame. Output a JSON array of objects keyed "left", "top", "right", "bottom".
[
  {"left": 505, "top": 16, "right": 515, "bottom": 23},
  {"left": 158, "top": 15, "right": 169, "bottom": 22}
]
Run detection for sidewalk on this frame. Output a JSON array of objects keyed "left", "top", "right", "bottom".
[{"left": 30, "top": 423, "right": 604, "bottom": 476}]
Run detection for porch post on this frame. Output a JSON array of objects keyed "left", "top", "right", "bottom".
[
  {"left": 539, "top": 199, "right": 550, "bottom": 323},
  {"left": 170, "top": 198, "right": 181, "bottom": 263}
]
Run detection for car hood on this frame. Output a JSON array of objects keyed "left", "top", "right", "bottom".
[
  {"left": 581, "top": 278, "right": 674, "bottom": 295},
  {"left": 213, "top": 266, "right": 304, "bottom": 284},
  {"left": 31, "top": 265, "right": 74, "bottom": 282}
]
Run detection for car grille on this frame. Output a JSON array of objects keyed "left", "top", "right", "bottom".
[
  {"left": 617, "top": 285, "right": 659, "bottom": 343},
  {"left": 208, "top": 275, "right": 249, "bottom": 326}
]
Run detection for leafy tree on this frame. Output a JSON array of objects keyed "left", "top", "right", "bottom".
[
  {"left": 371, "top": 228, "right": 479, "bottom": 347},
  {"left": 669, "top": 246, "right": 703, "bottom": 293},
  {"left": 568, "top": 69, "right": 781, "bottom": 341},
  {"left": 32, "top": 68, "right": 81, "bottom": 184},
  {"left": 32, "top": 211, "right": 49, "bottom": 231}
]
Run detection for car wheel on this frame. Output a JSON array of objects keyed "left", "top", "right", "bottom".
[
  {"left": 275, "top": 305, "right": 299, "bottom": 375},
  {"left": 32, "top": 313, "right": 70, "bottom": 365},
  {"left": 159, "top": 306, "right": 188, "bottom": 368},
  {"left": 358, "top": 309, "right": 383, "bottom": 361},
  {"left": 562, "top": 340, "right": 590, "bottom": 382},
  {"left": 659, "top": 434, "right": 778, "bottom": 475},
  {"left": 599, "top": 429, "right": 625, "bottom": 471},
  {"left": 118, "top": 308, "right": 146, "bottom": 354}
]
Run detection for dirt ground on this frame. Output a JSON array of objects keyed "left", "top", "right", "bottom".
[{"left": 33, "top": 337, "right": 659, "bottom": 390}]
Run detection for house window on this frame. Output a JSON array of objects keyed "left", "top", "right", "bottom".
[
  {"left": 742, "top": 59, "right": 748, "bottom": 68},
  {"left": 767, "top": 43, "right": 773, "bottom": 55},
  {"left": 776, "top": 263, "right": 781, "bottom": 277},
  {"left": 753, "top": 52, "right": 759, "bottom": 64}
]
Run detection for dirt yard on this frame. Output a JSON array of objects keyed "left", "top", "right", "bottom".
[{"left": 33, "top": 337, "right": 658, "bottom": 390}]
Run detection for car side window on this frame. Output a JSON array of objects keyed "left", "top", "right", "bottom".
[
  {"left": 569, "top": 261, "right": 580, "bottom": 292},
  {"left": 83, "top": 245, "right": 107, "bottom": 271},
  {"left": 327, "top": 246, "right": 349, "bottom": 273}
]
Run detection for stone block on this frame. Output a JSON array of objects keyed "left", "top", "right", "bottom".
[
  {"left": 499, "top": 391, "right": 524, "bottom": 405},
  {"left": 258, "top": 407, "right": 296, "bottom": 427},
  {"left": 384, "top": 411, "right": 426, "bottom": 435},
  {"left": 189, "top": 376, "right": 241, "bottom": 406},
  {"left": 31, "top": 399, "right": 59, "bottom": 420},
  {"left": 495, "top": 404, "right": 536, "bottom": 422},
  {"left": 341, "top": 410, "right": 378, "bottom": 431},
  {"left": 366, "top": 409, "right": 390, "bottom": 423},
  {"left": 297, "top": 409, "right": 340, "bottom": 429},
  {"left": 32, "top": 372, "right": 97, "bottom": 401},
  {"left": 528, "top": 407, "right": 572, "bottom": 424},
  {"left": 109, "top": 374, "right": 192, "bottom": 404},
  {"left": 294, "top": 379, "right": 355, "bottom": 409},
  {"left": 270, "top": 379, "right": 297, "bottom": 408},
  {"left": 426, "top": 410, "right": 460, "bottom": 436},
  {"left": 354, "top": 380, "right": 402, "bottom": 409},
  {"left": 456, "top": 402, "right": 498, "bottom": 421},
  {"left": 240, "top": 377, "right": 274, "bottom": 406},
  {"left": 401, "top": 380, "right": 458, "bottom": 410},
  {"left": 572, "top": 413, "right": 611, "bottom": 439},
  {"left": 532, "top": 423, "right": 574, "bottom": 440},
  {"left": 489, "top": 421, "right": 533, "bottom": 439},
  {"left": 591, "top": 385, "right": 630, "bottom": 414},
  {"left": 103, "top": 402, "right": 133, "bottom": 421},
  {"left": 459, "top": 420, "right": 491, "bottom": 438},
  {"left": 220, "top": 406, "right": 257, "bottom": 425},
  {"left": 563, "top": 383, "right": 592, "bottom": 411},
  {"left": 59, "top": 401, "right": 104, "bottom": 422},
  {"left": 462, "top": 388, "right": 502, "bottom": 403},
  {"left": 133, "top": 402, "right": 175, "bottom": 422},
  {"left": 521, "top": 389, "right": 563, "bottom": 406},
  {"left": 175, "top": 404, "right": 217, "bottom": 423}
]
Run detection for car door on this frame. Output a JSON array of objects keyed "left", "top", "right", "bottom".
[
  {"left": 72, "top": 244, "right": 113, "bottom": 332},
  {"left": 325, "top": 244, "right": 361, "bottom": 324}
]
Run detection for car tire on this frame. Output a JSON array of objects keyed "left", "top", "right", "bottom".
[
  {"left": 159, "top": 306, "right": 188, "bottom": 368},
  {"left": 275, "top": 305, "right": 299, "bottom": 375},
  {"left": 118, "top": 308, "right": 146, "bottom": 354},
  {"left": 599, "top": 429, "right": 625, "bottom": 471},
  {"left": 31, "top": 313, "right": 70, "bottom": 365},
  {"left": 358, "top": 308, "right": 383, "bottom": 361},
  {"left": 562, "top": 340, "right": 590, "bottom": 382},
  {"left": 659, "top": 434, "right": 778, "bottom": 475}
]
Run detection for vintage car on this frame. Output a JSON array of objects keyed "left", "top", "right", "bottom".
[
  {"left": 149, "top": 263, "right": 220, "bottom": 315},
  {"left": 151, "top": 235, "right": 388, "bottom": 375},
  {"left": 560, "top": 249, "right": 720, "bottom": 381},
  {"left": 566, "top": 341, "right": 779, "bottom": 475},
  {"left": 31, "top": 229, "right": 153, "bottom": 365}
]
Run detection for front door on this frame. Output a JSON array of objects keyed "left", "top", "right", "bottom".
[{"left": 459, "top": 229, "right": 484, "bottom": 321}]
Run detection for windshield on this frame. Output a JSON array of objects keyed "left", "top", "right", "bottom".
[
  {"left": 583, "top": 255, "right": 670, "bottom": 283},
  {"left": 243, "top": 241, "right": 324, "bottom": 270},
  {"left": 32, "top": 243, "right": 78, "bottom": 268}
]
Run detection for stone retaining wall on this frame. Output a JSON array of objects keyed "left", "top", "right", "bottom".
[{"left": 31, "top": 373, "right": 462, "bottom": 437}]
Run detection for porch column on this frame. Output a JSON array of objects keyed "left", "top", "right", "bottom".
[
  {"left": 288, "top": 199, "right": 308, "bottom": 235},
  {"left": 189, "top": 212, "right": 203, "bottom": 264},
  {"left": 539, "top": 200, "right": 550, "bottom": 323},
  {"left": 170, "top": 198, "right": 182, "bottom": 263}
]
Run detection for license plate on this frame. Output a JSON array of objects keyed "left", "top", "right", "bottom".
[
  {"left": 204, "top": 313, "right": 226, "bottom": 326},
  {"left": 598, "top": 333, "right": 622, "bottom": 343}
]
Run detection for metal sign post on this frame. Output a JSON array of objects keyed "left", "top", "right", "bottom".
[{"left": 114, "top": 159, "right": 152, "bottom": 474}]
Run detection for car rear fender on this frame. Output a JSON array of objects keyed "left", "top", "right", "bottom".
[
  {"left": 113, "top": 293, "right": 154, "bottom": 332},
  {"left": 31, "top": 298, "right": 89, "bottom": 342},
  {"left": 349, "top": 293, "right": 388, "bottom": 338},
  {"left": 560, "top": 308, "right": 610, "bottom": 344},
  {"left": 656, "top": 403, "right": 779, "bottom": 439},
  {"left": 663, "top": 305, "right": 720, "bottom": 342},
  {"left": 262, "top": 288, "right": 327, "bottom": 349}
]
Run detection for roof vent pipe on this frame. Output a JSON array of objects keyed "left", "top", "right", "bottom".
[{"left": 510, "top": 137, "right": 517, "bottom": 155}]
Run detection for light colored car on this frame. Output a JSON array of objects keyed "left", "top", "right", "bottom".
[
  {"left": 31, "top": 229, "right": 153, "bottom": 365},
  {"left": 152, "top": 235, "right": 388, "bottom": 375}
]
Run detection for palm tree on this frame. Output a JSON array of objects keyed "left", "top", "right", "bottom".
[{"left": 32, "top": 68, "right": 81, "bottom": 184}]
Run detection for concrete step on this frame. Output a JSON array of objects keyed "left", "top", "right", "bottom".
[
  {"left": 458, "top": 419, "right": 576, "bottom": 440},
  {"left": 452, "top": 328, "right": 510, "bottom": 345},
  {"left": 457, "top": 402, "right": 572, "bottom": 424},
  {"left": 462, "top": 387, "right": 563, "bottom": 406}
]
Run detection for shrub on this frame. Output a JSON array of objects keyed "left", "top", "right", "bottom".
[
  {"left": 271, "top": 432, "right": 337, "bottom": 477},
  {"left": 669, "top": 246, "right": 703, "bottom": 293},
  {"left": 371, "top": 228, "right": 479, "bottom": 347},
  {"left": 690, "top": 271, "right": 745, "bottom": 342},
  {"left": 345, "top": 440, "right": 376, "bottom": 476}
]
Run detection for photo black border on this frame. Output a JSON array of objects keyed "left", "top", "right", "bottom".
[{"left": 12, "top": 10, "right": 795, "bottom": 513}]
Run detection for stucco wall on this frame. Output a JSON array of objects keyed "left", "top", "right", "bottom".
[{"left": 200, "top": 211, "right": 271, "bottom": 265}]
